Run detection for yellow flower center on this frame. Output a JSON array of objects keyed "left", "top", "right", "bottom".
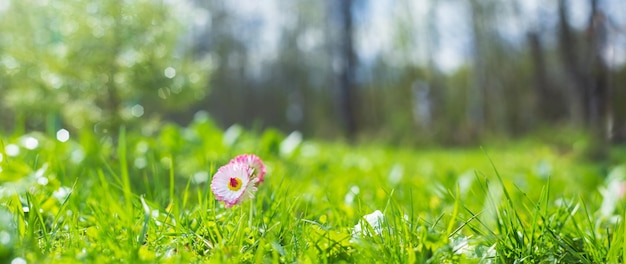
[{"left": 228, "top": 177, "right": 243, "bottom": 191}]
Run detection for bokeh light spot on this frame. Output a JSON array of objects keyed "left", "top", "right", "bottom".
[
  {"left": 131, "top": 104, "right": 144, "bottom": 117},
  {"left": 11, "top": 257, "right": 27, "bottom": 264},
  {"left": 164, "top": 67, "right": 176, "bottom": 79},
  {"left": 5, "top": 144, "right": 19, "bottom": 157},
  {"left": 21, "top": 136, "right": 39, "bottom": 150},
  {"left": 57, "top": 129, "right": 70, "bottom": 142}
]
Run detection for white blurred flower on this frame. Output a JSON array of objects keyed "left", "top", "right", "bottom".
[
  {"left": 280, "top": 131, "right": 302, "bottom": 157},
  {"left": 352, "top": 210, "right": 384, "bottom": 236},
  {"left": 53, "top": 186, "right": 72, "bottom": 202},
  {"left": 20, "top": 136, "right": 39, "bottom": 150},
  {"left": 481, "top": 244, "right": 497, "bottom": 263},
  {"left": 343, "top": 185, "right": 360, "bottom": 206},
  {"left": 388, "top": 164, "right": 403, "bottom": 185},
  {"left": 5, "top": 144, "right": 19, "bottom": 157},
  {"left": 450, "top": 236, "right": 473, "bottom": 255},
  {"left": 223, "top": 124, "right": 242, "bottom": 147},
  {"left": 11, "top": 257, "right": 26, "bottom": 264},
  {"left": 600, "top": 165, "right": 626, "bottom": 219},
  {"left": 192, "top": 171, "right": 209, "bottom": 184},
  {"left": 534, "top": 160, "right": 552, "bottom": 179},
  {"left": 457, "top": 169, "right": 475, "bottom": 196}
]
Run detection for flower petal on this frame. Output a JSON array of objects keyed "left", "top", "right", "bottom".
[
  {"left": 210, "top": 163, "right": 252, "bottom": 207},
  {"left": 230, "top": 154, "right": 266, "bottom": 184}
]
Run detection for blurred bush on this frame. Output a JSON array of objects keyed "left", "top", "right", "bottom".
[{"left": 0, "top": 0, "right": 211, "bottom": 135}]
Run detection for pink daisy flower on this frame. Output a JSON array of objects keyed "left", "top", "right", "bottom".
[
  {"left": 229, "top": 154, "right": 266, "bottom": 184},
  {"left": 210, "top": 162, "right": 259, "bottom": 208}
]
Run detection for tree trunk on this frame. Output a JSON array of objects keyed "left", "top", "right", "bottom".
[
  {"left": 586, "top": 0, "right": 610, "bottom": 158},
  {"left": 467, "top": 0, "right": 486, "bottom": 139},
  {"left": 558, "top": 0, "right": 587, "bottom": 126},
  {"left": 558, "top": 0, "right": 610, "bottom": 159},
  {"left": 337, "top": 0, "right": 357, "bottom": 140},
  {"left": 528, "top": 32, "right": 564, "bottom": 122}
]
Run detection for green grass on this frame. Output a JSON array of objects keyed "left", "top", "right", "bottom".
[{"left": 0, "top": 117, "right": 625, "bottom": 263}]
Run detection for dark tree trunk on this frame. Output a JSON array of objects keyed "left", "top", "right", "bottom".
[
  {"left": 337, "top": 0, "right": 357, "bottom": 140},
  {"left": 586, "top": 0, "right": 610, "bottom": 157},
  {"left": 558, "top": 0, "right": 587, "bottom": 125},
  {"left": 558, "top": 0, "right": 610, "bottom": 158},
  {"left": 467, "top": 0, "right": 486, "bottom": 139},
  {"left": 612, "top": 111, "right": 626, "bottom": 144},
  {"left": 528, "top": 32, "right": 564, "bottom": 122}
]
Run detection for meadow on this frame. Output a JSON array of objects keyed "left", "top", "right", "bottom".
[{"left": 1, "top": 115, "right": 625, "bottom": 263}]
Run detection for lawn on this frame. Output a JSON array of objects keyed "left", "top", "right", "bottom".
[{"left": 0, "top": 116, "right": 624, "bottom": 263}]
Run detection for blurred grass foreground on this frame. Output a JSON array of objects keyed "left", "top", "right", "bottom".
[{"left": 2, "top": 0, "right": 626, "bottom": 263}]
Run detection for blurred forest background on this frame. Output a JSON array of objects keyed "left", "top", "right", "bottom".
[{"left": 1, "top": 0, "right": 625, "bottom": 153}]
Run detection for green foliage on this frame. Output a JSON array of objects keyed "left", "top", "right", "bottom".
[
  {"left": 0, "top": 0, "right": 211, "bottom": 133},
  {"left": 0, "top": 116, "right": 623, "bottom": 262}
]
